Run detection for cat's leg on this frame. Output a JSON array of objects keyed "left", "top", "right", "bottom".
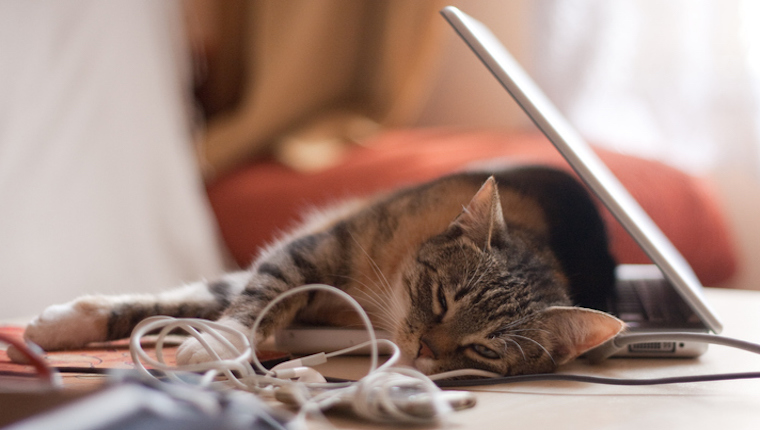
[
  {"left": 18, "top": 271, "right": 251, "bottom": 352},
  {"left": 176, "top": 232, "right": 346, "bottom": 365},
  {"left": 174, "top": 285, "right": 313, "bottom": 364}
]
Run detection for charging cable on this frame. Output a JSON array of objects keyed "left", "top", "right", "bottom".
[
  {"left": 592, "top": 332, "right": 760, "bottom": 361},
  {"left": 436, "top": 331, "right": 760, "bottom": 388}
]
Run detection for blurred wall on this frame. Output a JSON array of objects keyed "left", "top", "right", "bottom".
[{"left": 416, "top": 0, "right": 533, "bottom": 131}]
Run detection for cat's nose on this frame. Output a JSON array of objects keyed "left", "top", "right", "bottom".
[{"left": 418, "top": 337, "right": 438, "bottom": 359}]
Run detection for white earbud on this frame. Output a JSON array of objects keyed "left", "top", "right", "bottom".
[{"left": 273, "top": 366, "right": 326, "bottom": 383}]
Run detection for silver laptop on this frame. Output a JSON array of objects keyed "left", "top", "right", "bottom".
[{"left": 441, "top": 6, "right": 723, "bottom": 358}]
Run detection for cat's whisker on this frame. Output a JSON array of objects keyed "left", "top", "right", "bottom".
[
  {"left": 348, "top": 233, "right": 396, "bottom": 297},
  {"left": 508, "top": 334, "right": 555, "bottom": 365},
  {"left": 459, "top": 256, "right": 483, "bottom": 295},
  {"left": 499, "top": 337, "right": 526, "bottom": 361},
  {"left": 461, "top": 254, "right": 484, "bottom": 288},
  {"left": 327, "top": 288, "right": 398, "bottom": 332},
  {"left": 497, "top": 313, "right": 536, "bottom": 332},
  {"left": 468, "top": 257, "right": 496, "bottom": 293},
  {"left": 360, "top": 298, "right": 399, "bottom": 329},
  {"left": 457, "top": 256, "right": 490, "bottom": 299},
  {"left": 367, "top": 314, "right": 397, "bottom": 333},
  {"left": 372, "top": 301, "right": 403, "bottom": 330},
  {"left": 351, "top": 290, "right": 390, "bottom": 319},
  {"left": 340, "top": 313, "right": 398, "bottom": 334},
  {"left": 338, "top": 277, "right": 393, "bottom": 317},
  {"left": 472, "top": 251, "right": 490, "bottom": 277},
  {"left": 360, "top": 311, "right": 396, "bottom": 332},
  {"left": 344, "top": 280, "right": 402, "bottom": 331},
  {"left": 341, "top": 308, "right": 395, "bottom": 332},
  {"left": 346, "top": 246, "right": 407, "bottom": 325},
  {"left": 331, "top": 305, "right": 396, "bottom": 333}
]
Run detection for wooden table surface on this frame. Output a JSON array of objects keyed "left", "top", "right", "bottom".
[{"left": 2, "top": 287, "right": 759, "bottom": 429}]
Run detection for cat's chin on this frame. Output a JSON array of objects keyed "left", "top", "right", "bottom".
[{"left": 391, "top": 347, "right": 432, "bottom": 373}]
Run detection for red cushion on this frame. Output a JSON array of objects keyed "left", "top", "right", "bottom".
[{"left": 206, "top": 128, "right": 737, "bottom": 286}]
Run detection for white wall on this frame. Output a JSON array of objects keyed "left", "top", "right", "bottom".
[{"left": 0, "top": 0, "right": 226, "bottom": 320}]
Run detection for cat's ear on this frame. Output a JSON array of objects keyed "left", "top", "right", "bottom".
[
  {"left": 451, "top": 176, "right": 508, "bottom": 250},
  {"left": 540, "top": 306, "right": 625, "bottom": 365}
]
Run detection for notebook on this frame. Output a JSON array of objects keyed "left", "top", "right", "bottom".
[{"left": 440, "top": 6, "right": 722, "bottom": 357}]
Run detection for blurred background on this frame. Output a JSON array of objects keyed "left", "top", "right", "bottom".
[{"left": 1, "top": 0, "right": 758, "bottom": 320}]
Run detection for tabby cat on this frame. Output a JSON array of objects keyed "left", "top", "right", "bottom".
[{"left": 18, "top": 167, "right": 624, "bottom": 376}]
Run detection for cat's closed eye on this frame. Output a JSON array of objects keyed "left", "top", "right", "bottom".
[
  {"left": 470, "top": 343, "right": 500, "bottom": 359},
  {"left": 436, "top": 286, "right": 448, "bottom": 317}
]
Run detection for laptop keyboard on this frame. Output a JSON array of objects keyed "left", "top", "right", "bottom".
[{"left": 614, "top": 278, "right": 692, "bottom": 324}]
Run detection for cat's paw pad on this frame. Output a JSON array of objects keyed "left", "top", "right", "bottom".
[
  {"left": 22, "top": 296, "right": 110, "bottom": 352},
  {"left": 175, "top": 332, "right": 247, "bottom": 366}
]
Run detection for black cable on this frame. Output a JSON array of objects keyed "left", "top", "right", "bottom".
[
  {"left": 436, "top": 371, "right": 760, "bottom": 388},
  {"left": 436, "top": 332, "right": 760, "bottom": 388}
]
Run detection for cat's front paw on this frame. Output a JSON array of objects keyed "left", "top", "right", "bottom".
[
  {"left": 175, "top": 331, "right": 249, "bottom": 366},
  {"left": 22, "top": 296, "right": 110, "bottom": 352}
]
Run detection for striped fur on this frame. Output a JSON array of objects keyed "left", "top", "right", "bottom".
[{"left": 20, "top": 167, "right": 624, "bottom": 375}]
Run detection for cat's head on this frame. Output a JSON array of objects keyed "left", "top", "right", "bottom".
[{"left": 395, "top": 177, "right": 624, "bottom": 375}]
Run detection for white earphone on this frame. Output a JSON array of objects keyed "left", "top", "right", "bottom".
[{"left": 129, "top": 284, "right": 486, "bottom": 424}]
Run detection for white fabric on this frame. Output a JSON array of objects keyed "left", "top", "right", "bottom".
[
  {"left": 0, "top": 0, "right": 226, "bottom": 319},
  {"left": 530, "top": 0, "right": 760, "bottom": 177}
]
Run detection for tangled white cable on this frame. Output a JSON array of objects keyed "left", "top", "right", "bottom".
[{"left": 129, "top": 284, "right": 477, "bottom": 425}]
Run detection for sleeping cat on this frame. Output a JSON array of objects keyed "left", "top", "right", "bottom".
[{"left": 17, "top": 166, "right": 624, "bottom": 376}]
